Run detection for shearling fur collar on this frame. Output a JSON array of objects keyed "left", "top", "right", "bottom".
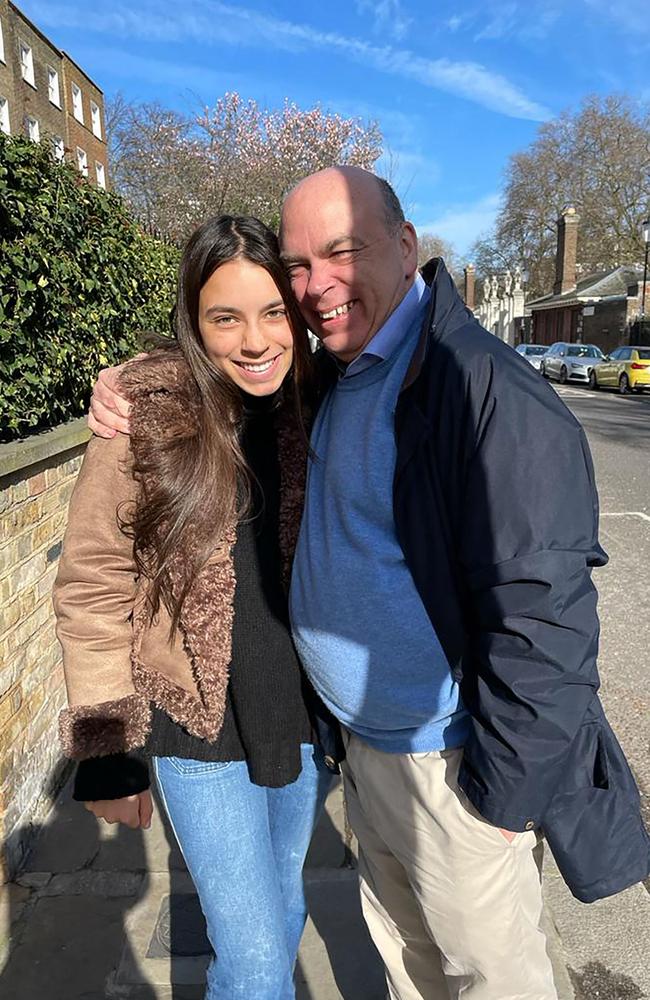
[{"left": 120, "top": 351, "right": 307, "bottom": 743}]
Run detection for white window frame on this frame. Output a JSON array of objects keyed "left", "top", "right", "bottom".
[
  {"left": 71, "top": 82, "right": 84, "bottom": 123},
  {"left": 19, "top": 41, "right": 35, "bottom": 87},
  {"left": 52, "top": 135, "right": 64, "bottom": 161},
  {"left": 90, "top": 100, "right": 102, "bottom": 140},
  {"left": 47, "top": 66, "right": 61, "bottom": 107},
  {"left": 25, "top": 115, "right": 40, "bottom": 142},
  {"left": 95, "top": 161, "right": 106, "bottom": 189},
  {"left": 0, "top": 96, "right": 9, "bottom": 135},
  {"left": 0, "top": 19, "right": 6, "bottom": 64},
  {"left": 76, "top": 146, "right": 88, "bottom": 176}
]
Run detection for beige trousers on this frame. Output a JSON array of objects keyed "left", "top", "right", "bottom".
[{"left": 342, "top": 732, "right": 558, "bottom": 1000}]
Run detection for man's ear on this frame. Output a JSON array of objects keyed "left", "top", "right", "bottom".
[{"left": 401, "top": 222, "right": 419, "bottom": 276}]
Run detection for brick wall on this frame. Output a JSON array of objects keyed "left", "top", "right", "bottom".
[
  {"left": 2, "top": 1, "right": 66, "bottom": 143},
  {"left": 582, "top": 299, "right": 628, "bottom": 352},
  {"left": 61, "top": 54, "right": 108, "bottom": 187},
  {"left": 0, "top": 420, "right": 90, "bottom": 882},
  {"left": 0, "top": 1, "right": 17, "bottom": 133}
]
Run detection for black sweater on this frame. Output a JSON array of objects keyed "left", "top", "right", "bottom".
[{"left": 73, "top": 394, "right": 314, "bottom": 801}]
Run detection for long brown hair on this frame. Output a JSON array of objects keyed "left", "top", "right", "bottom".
[{"left": 122, "top": 215, "right": 312, "bottom": 633}]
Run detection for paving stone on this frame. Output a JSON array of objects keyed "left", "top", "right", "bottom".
[
  {"left": 22, "top": 790, "right": 101, "bottom": 874},
  {"left": 305, "top": 777, "right": 355, "bottom": 870},
  {"left": 43, "top": 869, "right": 145, "bottom": 897},
  {"left": 0, "top": 893, "right": 154, "bottom": 1000},
  {"left": 14, "top": 871, "right": 51, "bottom": 889},
  {"left": 543, "top": 853, "right": 650, "bottom": 1000}
]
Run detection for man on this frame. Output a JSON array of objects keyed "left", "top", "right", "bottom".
[{"left": 90, "top": 167, "right": 650, "bottom": 999}]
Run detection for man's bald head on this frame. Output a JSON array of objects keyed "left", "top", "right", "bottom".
[
  {"left": 279, "top": 166, "right": 418, "bottom": 362},
  {"left": 282, "top": 166, "right": 404, "bottom": 237}
]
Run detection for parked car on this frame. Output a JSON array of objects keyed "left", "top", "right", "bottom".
[
  {"left": 589, "top": 345, "right": 650, "bottom": 394},
  {"left": 515, "top": 343, "right": 548, "bottom": 371},
  {"left": 540, "top": 342, "right": 606, "bottom": 384}
]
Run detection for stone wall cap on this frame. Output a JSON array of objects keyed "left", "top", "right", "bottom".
[{"left": 0, "top": 418, "right": 91, "bottom": 481}]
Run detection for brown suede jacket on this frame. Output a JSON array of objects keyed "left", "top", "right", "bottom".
[{"left": 54, "top": 354, "right": 307, "bottom": 761}]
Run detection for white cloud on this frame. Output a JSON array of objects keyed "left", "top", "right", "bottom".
[
  {"left": 445, "top": 1, "right": 561, "bottom": 44},
  {"left": 474, "top": 1, "right": 520, "bottom": 40},
  {"left": 28, "top": 1, "right": 550, "bottom": 120},
  {"left": 416, "top": 193, "right": 502, "bottom": 257},
  {"left": 355, "top": 0, "right": 411, "bottom": 40},
  {"left": 582, "top": 0, "right": 650, "bottom": 45},
  {"left": 446, "top": 15, "right": 465, "bottom": 31}
]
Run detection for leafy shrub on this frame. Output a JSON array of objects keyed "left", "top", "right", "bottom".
[{"left": 0, "top": 133, "right": 179, "bottom": 441}]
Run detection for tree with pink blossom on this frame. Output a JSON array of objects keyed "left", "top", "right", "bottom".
[{"left": 107, "top": 92, "right": 383, "bottom": 241}]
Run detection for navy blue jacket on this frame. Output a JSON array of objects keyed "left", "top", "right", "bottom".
[{"left": 317, "top": 258, "right": 650, "bottom": 903}]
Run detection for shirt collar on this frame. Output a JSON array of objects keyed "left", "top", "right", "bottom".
[{"left": 340, "top": 274, "right": 430, "bottom": 379}]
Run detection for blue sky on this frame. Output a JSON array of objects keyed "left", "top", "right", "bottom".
[{"left": 20, "top": 0, "right": 649, "bottom": 257}]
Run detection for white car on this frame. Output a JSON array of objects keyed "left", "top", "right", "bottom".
[
  {"left": 515, "top": 343, "right": 548, "bottom": 372},
  {"left": 540, "top": 343, "right": 607, "bottom": 385}
]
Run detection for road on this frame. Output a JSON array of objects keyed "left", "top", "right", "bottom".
[{"left": 543, "top": 380, "right": 650, "bottom": 1000}]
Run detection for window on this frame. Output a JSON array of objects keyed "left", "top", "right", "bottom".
[
  {"left": 47, "top": 67, "right": 61, "bottom": 106},
  {"left": 76, "top": 146, "right": 88, "bottom": 176},
  {"left": 95, "top": 161, "right": 106, "bottom": 189},
  {"left": 0, "top": 96, "right": 9, "bottom": 134},
  {"left": 90, "top": 101, "right": 102, "bottom": 139},
  {"left": 618, "top": 348, "right": 631, "bottom": 361},
  {"left": 72, "top": 83, "right": 83, "bottom": 123},
  {"left": 25, "top": 116, "right": 39, "bottom": 142},
  {"left": 567, "top": 345, "right": 603, "bottom": 358},
  {"left": 51, "top": 135, "right": 64, "bottom": 161},
  {"left": 0, "top": 19, "right": 5, "bottom": 63},
  {"left": 19, "top": 42, "right": 35, "bottom": 86}
]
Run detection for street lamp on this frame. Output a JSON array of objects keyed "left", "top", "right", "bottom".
[{"left": 642, "top": 219, "right": 650, "bottom": 319}]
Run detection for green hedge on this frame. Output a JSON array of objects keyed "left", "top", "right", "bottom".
[{"left": 0, "top": 133, "right": 180, "bottom": 442}]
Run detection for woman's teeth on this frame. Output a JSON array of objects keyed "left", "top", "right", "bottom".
[{"left": 239, "top": 358, "right": 277, "bottom": 373}]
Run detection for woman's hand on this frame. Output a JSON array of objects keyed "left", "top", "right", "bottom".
[{"left": 84, "top": 790, "right": 154, "bottom": 829}]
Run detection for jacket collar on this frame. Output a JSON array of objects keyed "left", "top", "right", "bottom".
[{"left": 402, "top": 256, "right": 473, "bottom": 391}]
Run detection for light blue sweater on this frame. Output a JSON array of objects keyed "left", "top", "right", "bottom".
[{"left": 290, "top": 280, "right": 469, "bottom": 752}]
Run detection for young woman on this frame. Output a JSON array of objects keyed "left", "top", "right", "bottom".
[{"left": 53, "top": 215, "right": 340, "bottom": 1000}]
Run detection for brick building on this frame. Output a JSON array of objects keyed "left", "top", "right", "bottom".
[
  {"left": 529, "top": 206, "right": 646, "bottom": 351},
  {"left": 0, "top": 0, "right": 108, "bottom": 187}
]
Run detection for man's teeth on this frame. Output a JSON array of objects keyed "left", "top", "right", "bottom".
[
  {"left": 240, "top": 358, "right": 276, "bottom": 373},
  {"left": 320, "top": 301, "right": 354, "bottom": 320}
]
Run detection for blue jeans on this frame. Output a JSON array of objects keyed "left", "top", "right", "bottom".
[{"left": 153, "top": 744, "right": 332, "bottom": 1000}]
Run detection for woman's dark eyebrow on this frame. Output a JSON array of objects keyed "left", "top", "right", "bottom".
[
  {"left": 204, "top": 299, "right": 285, "bottom": 319},
  {"left": 204, "top": 303, "right": 241, "bottom": 319}
]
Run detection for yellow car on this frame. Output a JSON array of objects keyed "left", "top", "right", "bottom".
[{"left": 589, "top": 346, "right": 650, "bottom": 394}]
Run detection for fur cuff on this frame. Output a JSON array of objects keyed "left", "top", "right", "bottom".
[{"left": 59, "top": 694, "right": 151, "bottom": 760}]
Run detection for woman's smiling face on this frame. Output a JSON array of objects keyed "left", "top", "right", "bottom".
[{"left": 198, "top": 258, "right": 294, "bottom": 396}]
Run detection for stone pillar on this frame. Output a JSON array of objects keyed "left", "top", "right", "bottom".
[
  {"left": 463, "top": 264, "right": 475, "bottom": 311},
  {"left": 553, "top": 205, "right": 579, "bottom": 297}
]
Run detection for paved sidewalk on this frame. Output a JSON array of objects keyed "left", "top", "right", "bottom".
[
  {"left": 3, "top": 771, "right": 643, "bottom": 1000},
  {"left": 0, "top": 775, "right": 384, "bottom": 999}
]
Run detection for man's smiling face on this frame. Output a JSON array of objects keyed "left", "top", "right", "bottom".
[{"left": 280, "top": 167, "right": 418, "bottom": 363}]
